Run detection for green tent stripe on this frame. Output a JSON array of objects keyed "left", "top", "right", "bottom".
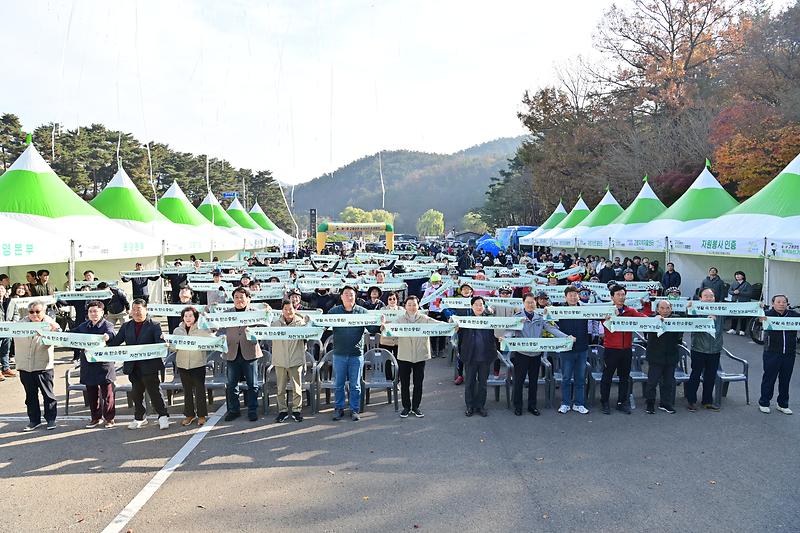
[
  {"left": 198, "top": 203, "right": 239, "bottom": 228},
  {"left": 613, "top": 198, "right": 666, "bottom": 225},
  {"left": 157, "top": 197, "right": 209, "bottom": 226},
  {"left": 730, "top": 171, "right": 800, "bottom": 218},
  {"left": 228, "top": 208, "right": 259, "bottom": 229},
  {"left": 90, "top": 186, "right": 167, "bottom": 223},
  {"left": 0, "top": 168, "right": 100, "bottom": 218},
  {"left": 654, "top": 187, "right": 738, "bottom": 222},
  {"left": 250, "top": 210, "right": 278, "bottom": 231},
  {"left": 576, "top": 204, "right": 624, "bottom": 228},
  {"left": 553, "top": 207, "right": 590, "bottom": 229}
]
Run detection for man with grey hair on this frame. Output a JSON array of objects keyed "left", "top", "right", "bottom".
[{"left": 14, "top": 300, "right": 61, "bottom": 431}]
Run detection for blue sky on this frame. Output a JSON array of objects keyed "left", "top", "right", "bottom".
[{"left": 1, "top": 1, "right": 614, "bottom": 183}]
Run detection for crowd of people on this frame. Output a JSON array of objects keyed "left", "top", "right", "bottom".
[{"left": 0, "top": 242, "right": 796, "bottom": 433}]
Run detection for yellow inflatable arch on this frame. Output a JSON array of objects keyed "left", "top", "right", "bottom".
[{"left": 316, "top": 222, "right": 394, "bottom": 253}]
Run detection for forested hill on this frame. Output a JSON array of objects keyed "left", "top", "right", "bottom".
[{"left": 290, "top": 137, "right": 524, "bottom": 232}]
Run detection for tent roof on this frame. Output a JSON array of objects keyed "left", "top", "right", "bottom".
[
  {"left": 728, "top": 152, "right": 800, "bottom": 218},
  {"left": 90, "top": 167, "right": 169, "bottom": 223},
  {"left": 157, "top": 182, "right": 211, "bottom": 226},
  {"left": 539, "top": 202, "right": 568, "bottom": 230},
  {"left": 0, "top": 144, "right": 101, "bottom": 218},
  {"left": 608, "top": 181, "right": 666, "bottom": 225},
  {"left": 653, "top": 168, "right": 738, "bottom": 222},
  {"left": 553, "top": 197, "right": 590, "bottom": 229},
  {"left": 575, "top": 190, "right": 623, "bottom": 228},
  {"left": 226, "top": 198, "right": 260, "bottom": 230},
  {"left": 198, "top": 192, "right": 240, "bottom": 228},
  {"left": 249, "top": 202, "right": 278, "bottom": 231}
]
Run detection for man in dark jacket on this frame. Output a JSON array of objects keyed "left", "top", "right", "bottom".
[
  {"left": 700, "top": 267, "right": 724, "bottom": 302},
  {"left": 457, "top": 296, "right": 497, "bottom": 417},
  {"left": 598, "top": 260, "right": 616, "bottom": 284},
  {"left": 644, "top": 300, "right": 682, "bottom": 414},
  {"left": 121, "top": 262, "right": 161, "bottom": 304},
  {"left": 73, "top": 300, "right": 117, "bottom": 427},
  {"left": 555, "top": 287, "right": 589, "bottom": 414},
  {"left": 758, "top": 295, "right": 799, "bottom": 414},
  {"left": 162, "top": 261, "right": 189, "bottom": 303},
  {"left": 105, "top": 299, "right": 169, "bottom": 429},
  {"left": 661, "top": 262, "right": 681, "bottom": 291},
  {"left": 98, "top": 282, "right": 130, "bottom": 328}
]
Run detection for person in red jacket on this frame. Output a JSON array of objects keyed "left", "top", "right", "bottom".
[{"left": 601, "top": 284, "right": 647, "bottom": 415}]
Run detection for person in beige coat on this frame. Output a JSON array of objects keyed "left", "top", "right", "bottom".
[
  {"left": 172, "top": 306, "right": 214, "bottom": 426},
  {"left": 14, "top": 300, "right": 60, "bottom": 431},
  {"left": 271, "top": 301, "right": 310, "bottom": 423},
  {"left": 382, "top": 295, "right": 447, "bottom": 418}
]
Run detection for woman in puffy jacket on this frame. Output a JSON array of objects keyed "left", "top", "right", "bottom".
[
  {"left": 727, "top": 271, "right": 753, "bottom": 335},
  {"left": 172, "top": 306, "right": 214, "bottom": 426}
]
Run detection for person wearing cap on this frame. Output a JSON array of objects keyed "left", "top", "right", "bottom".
[
  {"left": 644, "top": 300, "right": 681, "bottom": 414},
  {"left": 621, "top": 268, "right": 636, "bottom": 283},
  {"left": 300, "top": 286, "right": 340, "bottom": 314},
  {"left": 329, "top": 286, "right": 381, "bottom": 422},
  {"left": 162, "top": 260, "right": 189, "bottom": 304},
  {"left": 358, "top": 286, "right": 385, "bottom": 311},
  {"left": 238, "top": 274, "right": 252, "bottom": 289},
  {"left": 286, "top": 288, "right": 310, "bottom": 312},
  {"left": 422, "top": 273, "right": 451, "bottom": 357}
]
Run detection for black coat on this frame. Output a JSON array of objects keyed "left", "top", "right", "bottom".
[
  {"left": 106, "top": 317, "right": 164, "bottom": 376},
  {"left": 457, "top": 311, "right": 497, "bottom": 364},
  {"left": 73, "top": 319, "right": 117, "bottom": 385},
  {"left": 764, "top": 308, "right": 800, "bottom": 355},
  {"left": 646, "top": 329, "right": 682, "bottom": 366}
]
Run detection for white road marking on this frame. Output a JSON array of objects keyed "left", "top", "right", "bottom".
[{"left": 101, "top": 404, "right": 227, "bottom": 533}]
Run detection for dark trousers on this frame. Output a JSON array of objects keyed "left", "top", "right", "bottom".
[
  {"left": 86, "top": 382, "right": 115, "bottom": 421},
  {"left": 225, "top": 354, "right": 260, "bottom": 415},
  {"left": 428, "top": 311, "right": 446, "bottom": 354},
  {"left": 464, "top": 360, "right": 491, "bottom": 409},
  {"left": 759, "top": 351, "right": 795, "bottom": 408},
  {"left": 601, "top": 347, "right": 632, "bottom": 405},
  {"left": 19, "top": 369, "right": 57, "bottom": 424},
  {"left": 130, "top": 373, "right": 168, "bottom": 420},
  {"left": 179, "top": 366, "right": 208, "bottom": 417},
  {"left": 380, "top": 345, "right": 398, "bottom": 381},
  {"left": 730, "top": 316, "right": 748, "bottom": 332},
  {"left": 686, "top": 351, "right": 719, "bottom": 405},
  {"left": 512, "top": 354, "right": 541, "bottom": 409},
  {"left": 398, "top": 360, "right": 425, "bottom": 410},
  {"left": 645, "top": 362, "right": 676, "bottom": 407}
]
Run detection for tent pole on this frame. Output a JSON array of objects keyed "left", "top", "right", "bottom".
[
  {"left": 210, "top": 239, "right": 214, "bottom": 262},
  {"left": 608, "top": 238, "right": 612, "bottom": 264},
  {"left": 159, "top": 240, "right": 166, "bottom": 304},
  {"left": 68, "top": 240, "right": 76, "bottom": 291},
  {"left": 664, "top": 237, "right": 670, "bottom": 266},
  {"left": 762, "top": 238, "right": 770, "bottom": 303}
]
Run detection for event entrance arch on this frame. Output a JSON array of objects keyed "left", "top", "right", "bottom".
[{"left": 316, "top": 222, "right": 394, "bottom": 253}]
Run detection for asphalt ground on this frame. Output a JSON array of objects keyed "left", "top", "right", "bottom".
[{"left": 0, "top": 333, "right": 797, "bottom": 533}]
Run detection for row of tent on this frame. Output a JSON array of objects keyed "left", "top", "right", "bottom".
[
  {"left": 520, "top": 152, "right": 800, "bottom": 303},
  {"left": 0, "top": 143, "right": 297, "bottom": 268}
]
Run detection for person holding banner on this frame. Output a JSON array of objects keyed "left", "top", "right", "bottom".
[
  {"left": 552, "top": 287, "right": 588, "bottom": 414},
  {"left": 168, "top": 287, "right": 196, "bottom": 335},
  {"left": 685, "top": 289, "right": 725, "bottom": 412},
  {"left": 97, "top": 282, "right": 130, "bottom": 328},
  {"left": 222, "top": 287, "right": 265, "bottom": 422},
  {"left": 270, "top": 301, "right": 311, "bottom": 423},
  {"left": 206, "top": 270, "right": 228, "bottom": 307},
  {"left": 15, "top": 301, "right": 61, "bottom": 431},
  {"left": 0, "top": 284, "right": 14, "bottom": 379},
  {"left": 162, "top": 261, "right": 189, "bottom": 304},
  {"left": 421, "top": 273, "right": 451, "bottom": 357},
  {"left": 457, "top": 296, "right": 497, "bottom": 417},
  {"left": 508, "top": 292, "right": 571, "bottom": 416},
  {"left": 383, "top": 295, "right": 447, "bottom": 418},
  {"left": 601, "top": 284, "right": 648, "bottom": 415},
  {"left": 172, "top": 306, "right": 214, "bottom": 426},
  {"left": 72, "top": 300, "right": 117, "bottom": 428},
  {"left": 757, "top": 295, "right": 799, "bottom": 415},
  {"left": 358, "top": 286, "right": 385, "bottom": 311},
  {"left": 329, "top": 286, "right": 381, "bottom": 422},
  {"left": 105, "top": 299, "right": 170, "bottom": 430},
  {"left": 121, "top": 263, "right": 161, "bottom": 304},
  {"left": 726, "top": 271, "right": 753, "bottom": 336},
  {"left": 644, "top": 300, "right": 681, "bottom": 415}
]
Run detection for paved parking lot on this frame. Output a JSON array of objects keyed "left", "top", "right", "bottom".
[{"left": 0, "top": 334, "right": 797, "bottom": 532}]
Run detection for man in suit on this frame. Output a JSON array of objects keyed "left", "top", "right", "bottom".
[
  {"left": 105, "top": 299, "right": 169, "bottom": 429},
  {"left": 222, "top": 287, "right": 265, "bottom": 422}
]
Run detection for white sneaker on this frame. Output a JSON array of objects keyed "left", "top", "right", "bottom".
[
  {"left": 573, "top": 405, "right": 589, "bottom": 414},
  {"left": 128, "top": 418, "right": 148, "bottom": 429},
  {"left": 738, "top": 331, "right": 746, "bottom": 336},
  {"left": 758, "top": 405, "right": 770, "bottom": 414},
  {"left": 158, "top": 415, "right": 170, "bottom": 430},
  {"left": 726, "top": 329, "right": 736, "bottom": 335},
  {"left": 557, "top": 404, "right": 570, "bottom": 414},
  {"left": 776, "top": 406, "right": 793, "bottom": 415}
]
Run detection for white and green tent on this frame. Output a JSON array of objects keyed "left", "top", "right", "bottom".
[
  {"left": 580, "top": 179, "right": 666, "bottom": 249},
  {"left": 157, "top": 181, "right": 242, "bottom": 252},
  {"left": 557, "top": 189, "right": 624, "bottom": 249},
  {"left": 198, "top": 192, "right": 266, "bottom": 249},
  {"left": 91, "top": 167, "right": 208, "bottom": 255},
  {"left": 0, "top": 143, "right": 160, "bottom": 262},
  {"left": 618, "top": 167, "right": 739, "bottom": 251},
  {"left": 532, "top": 197, "right": 590, "bottom": 246},
  {"left": 249, "top": 202, "right": 296, "bottom": 248},
  {"left": 227, "top": 198, "right": 281, "bottom": 246},
  {"left": 519, "top": 201, "right": 567, "bottom": 244}
]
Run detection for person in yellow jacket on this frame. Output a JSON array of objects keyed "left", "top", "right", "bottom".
[
  {"left": 382, "top": 295, "right": 448, "bottom": 418},
  {"left": 172, "top": 306, "right": 215, "bottom": 427},
  {"left": 271, "top": 300, "right": 311, "bottom": 423},
  {"left": 14, "top": 300, "right": 61, "bottom": 431}
]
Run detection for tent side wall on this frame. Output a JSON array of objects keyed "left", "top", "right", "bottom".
[
  {"left": 766, "top": 258, "right": 800, "bottom": 305},
  {"left": 669, "top": 252, "right": 764, "bottom": 297}
]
